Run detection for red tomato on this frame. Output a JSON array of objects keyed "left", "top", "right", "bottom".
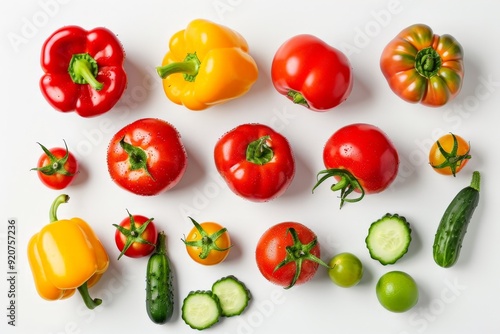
[
  {"left": 113, "top": 210, "right": 157, "bottom": 259},
  {"left": 32, "top": 140, "right": 78, "bottom": 190},
  {"left": 313, "top": 123, "right": 399, "bottom": 208},
  {"left": 214, "top": 123, "right": 295, "bottom": 202},
  {"left": 271, "top": 34, "right": 353, "bottom": 111},
  {"left": 107, "top": 118, "right": 187, "bottom": 196},
  {"left": 255, "top": 222, "right": 329, "bottom": 289}
]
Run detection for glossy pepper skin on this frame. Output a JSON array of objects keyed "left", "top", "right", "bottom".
[
  {"left": 214, "top": 123, "right": 295, "bottom": 202},
  {"left": 380, "top": 24, "right": 464, "bottom": 107},
  {"left": 271, "top": 34, "right": 353, "bottom": 111},
  {"left": 156, "top": 19, "right": 258, "bottom": 111},
  {"left": 27, "top": 194, "right": 109, "bottom": 309},
  {"left": 40, "top": 25, "right": 127, "bottom": 117}
]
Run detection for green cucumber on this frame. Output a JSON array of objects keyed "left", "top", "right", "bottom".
[
  {"left": 365, "top": 213, "right": 412, "bottom": 265},
  {"left": 212, "top": 275, "right": 251, "bottom": 317},
  {"left": 146, "top": 231, "right": 174, "bottom": 324},
  {"left": 433, "top": 171, "right": 480, "bottom": 268},
  {"left": 182, "top": 290, "right": 222, "bottom": 330}
]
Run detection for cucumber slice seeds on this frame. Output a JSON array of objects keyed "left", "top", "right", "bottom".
[
  {"left": 212, "top": 275, "right": 251, "bottom": 317},
  {"left": 365, "top": 213, "right": 412, "bottom": 265},
  {"left": 182, "top": 290, "right": 222, "bottom": 330}
]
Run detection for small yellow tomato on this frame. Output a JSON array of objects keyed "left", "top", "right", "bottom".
[
  {"left": 182, "top": 217, "right": 231, "bottom": 265},
  {"left": 429, "top": 133, "right": 471, "bottom": 176}
]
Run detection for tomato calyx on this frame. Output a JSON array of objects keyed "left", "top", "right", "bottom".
[
  {"left": 246, "top": 135, "right": 274, "bottom": 165},
  {"left": 274, "top": 227, "right": 330, "bottom": 289},
  {"left": 119, "top": 136, "right": 154, "bottom": 180},
  {"left": 415, "top": 47, "right": 442, "bottom": 78},
  {"left": 430, "top": 133, "right": 471, "bottom": 177},
  {"left": 287, "top": 90, "right": 309, "bottom": 108},
  {"left": 312, "top": 168, "right": 365, "bottom": 209},
  {"left": 112, "top": 210, "right": 155, "bottom": 260},
  {"left": 182, "top": 217, "right": 232, "bottom": 259},
  {"left": 31, "top": 140, "right": 75, "bottom": 177}
]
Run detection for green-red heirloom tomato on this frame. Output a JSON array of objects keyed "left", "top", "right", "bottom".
[
  {"left": 255, "top": 222, "right": 330, "bottom": 289},
  {"left": 313, "top": 123, "right": 399, "bottom": 208},
  {"left": 107, "top": 118, "right": 187, "bottom": 196},
  {"left": 380, "top": 24, "right": 464, "bottom": 107},
  {"left": 31, "top": 140, "right": 78, "bottom": 190},
  {"left": 214, "top": 123, "right": 295, "bottom": 202}
]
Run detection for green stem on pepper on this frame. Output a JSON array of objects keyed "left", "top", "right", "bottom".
[
  {"left": 246, "top": 135, "right": 274, "bottom": 165},
  {"left": 156, "top": 52, "right": 201, "bottom": 82},
  {"left": 68, "top": 53, "right": 104, "bottom": 90}
]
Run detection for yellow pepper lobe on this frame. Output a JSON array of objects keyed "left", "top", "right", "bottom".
[
  {"left": 37, "top": 219, "right": 98, "bottom": 290},
  {"left": 72, "top": 217, "right": 109, "bottom": 274},
  {"left": 27, "top": 234, "right": 73, "bottom": 300}
]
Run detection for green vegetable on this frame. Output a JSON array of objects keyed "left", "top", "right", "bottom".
[
  {"left": 365, "top": 213, "right": 412, "bottom": 265},
  {"left": 146, "top": 231, "right": 174, "bottom": 324},
  {"left": 212, "top": 275, "right": 251, "bottom": 317},
  {"left": 433, "top": 171, "right": 480, "bottom": 268},
  {"left": 182, "top": 290, "right": 222, "bottom": 330}
]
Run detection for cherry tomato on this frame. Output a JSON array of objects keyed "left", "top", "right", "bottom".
[
  {"left": 113, "top": 210, "right": 157, "bottom": 259},
  {"left": 429, "top": 133, "right": 471, "bottom": 176},
  {"left": 31, "top": 140, "right": 78, "bottom": 190},
  {"left": 107, "top": 118, "right": 187, "bottom": 196},
  {"left": 182, "top": 217, "right": 231, "bottom": 266},
  {"left": 255, "top": 222, "right": 329, "bottom": 289},
  {"left": 313, "top": 123, "right": 399, "bottom": 208},
  {"left": 328, "top": 252, "right": 363, "bottom": 288},
  {"left": 214, "top": 123, "right": 295, "bottom": 202}
]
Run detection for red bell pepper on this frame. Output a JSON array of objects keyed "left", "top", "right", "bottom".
[
  {"left": 271, "top": 34, "right": 353, "bottom": 112},
  {"left": 214, "top": 123, "right": 295, "bottom": 202},
  {"left": 40, "top": 25, "right": 127, "bottom": 117}
]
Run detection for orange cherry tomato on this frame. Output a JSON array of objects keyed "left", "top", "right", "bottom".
[
  {"left": 182, "top": 217, "right": 231, "bottom": 266},
  {"left": 429, "top": 133, "right": 471, "bottom": 176}
]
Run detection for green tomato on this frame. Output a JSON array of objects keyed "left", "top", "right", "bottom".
[
  {"left": 328, "top": 252, "right": 363, "bottom": 288},
  {"left": 376, "top": 271, "right": 419, "bottom": 313}
]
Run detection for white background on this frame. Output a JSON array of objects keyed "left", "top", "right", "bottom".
[{"left": 1, "top": 1, "right": 500, "bottom": 333}]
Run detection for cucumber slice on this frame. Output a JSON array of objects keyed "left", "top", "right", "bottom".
[
  {"left": 182, "top": 290, "right": 222, "bottom": 330},
  {"left": 212, "top": 275, "right": 251, "bottom": 317},
  {"left": 365, "top": 213, "right": 411, "bottom": 265}
]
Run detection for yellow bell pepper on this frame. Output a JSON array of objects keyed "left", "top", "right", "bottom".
[
  {"left": 27, "top": 194, "right": 109, "bottom": 309},
  {"left": 156, "top": 18, "right": 259, "bottom": 110}
]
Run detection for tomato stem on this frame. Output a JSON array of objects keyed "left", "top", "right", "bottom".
[
  {"left": 273, "top": 227, "right": 330, "bottom": 289},
  {"left": 430, "top": 133, "right": 471, "bottom": 177},
  {"left": 415, "top": 47, "right": 442, "bottom": 78},
  {"left": 112, "top": 209, "right": 156, "bottom": 260},
  {"left": 312, "top": 168, "right": 365, "bottom": 209},
  {"left": 119, "top": 136, "right": 155, "bottom": 180},
  {"left": 182, "top": 217, "right": 232, "bottom": 260}
]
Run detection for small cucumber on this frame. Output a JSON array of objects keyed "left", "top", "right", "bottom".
[
  {"left": 212, "top": 275, "right": 251, "bottom": 317},
  {"left": 182, "top": 290, "right": 222, "bottom": 330},
  {"left": 146, "top": 231, "right": 174, "bottom": 324},
  {"left": 433, "top": 171, "right": 480, "bottom": 268},
  {"left": 365, "top": 213, "right": 412, "bottom": 265}
]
